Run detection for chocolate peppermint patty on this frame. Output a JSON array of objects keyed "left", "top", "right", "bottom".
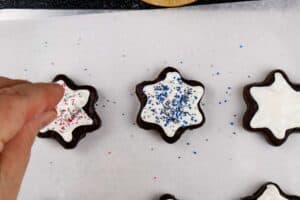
[
  {"left": 160, "top": 194, "right": 178, "bottom": 200},
  {"left": 136, "top": 67, "right": 205, "bottom": 143},
  {"left": 242, "top": 182, "right": 300, "bottom": 200},
  {"left": 38, "top": 74, "right": 101, "bottom": 149},
  {"left": 243, "top": 70, "right": 300, "bottom": 146}
]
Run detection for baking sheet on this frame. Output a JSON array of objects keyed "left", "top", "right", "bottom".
[{"left": 0, "top": 0, "right": 300, "bottom": 199}]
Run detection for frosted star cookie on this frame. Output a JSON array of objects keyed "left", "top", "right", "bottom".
[
  {"left": 136, "top": 67, "right": 205, "bottom": 143},
  {"left": 243, "top": 70, "right": 300, "bottom": 146},
  {"left": 242, "top": 182, "right": 300, "bottom": 200},
  {"left": 39, "top": 75, "right": 101, "bottom": 149}
]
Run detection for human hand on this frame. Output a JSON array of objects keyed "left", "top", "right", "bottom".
[{"left": 0, "top": 77, "right": 64, "bottom": 200}]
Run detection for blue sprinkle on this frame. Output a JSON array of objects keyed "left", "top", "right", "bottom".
[
  {"left": 230, "top": 122, "right": 234, "bottom": 126},
  {"left": 162, "top": 85, "right": 169, "bottom": 91}
]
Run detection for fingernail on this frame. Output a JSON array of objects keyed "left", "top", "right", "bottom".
[
  {"left": 54, "top": 83, "right": 64, "bottom": 93},
  {"left": 54, "top": 84, "right": 65, "bottom": 100},
  {"left": 37, "top": 110, "right": 57, "bottom": 129}
]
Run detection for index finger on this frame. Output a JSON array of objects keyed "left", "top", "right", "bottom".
[{"left": 0, "top": 82, "right": 64, "bottom": 144}]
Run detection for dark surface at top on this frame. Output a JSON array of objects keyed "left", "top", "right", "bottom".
[{"left": 0, "top": 0, "right": 256, "bottom": 9}]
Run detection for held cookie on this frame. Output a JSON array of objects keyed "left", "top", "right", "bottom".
[
  {"left": 243, "top": 70, "right": 300, "bottom": 146},
  {"left": 242, "top": 182, "right": 300, "bottom": 200},
  {"left": 38, "top": 75, "right": 101, "bottom": 149},
  {"left": 136, "top": 67, "right": 205, "bottom": 143},
  {"left": 160, "top": 194, "right": 178, "bottom": 200}
]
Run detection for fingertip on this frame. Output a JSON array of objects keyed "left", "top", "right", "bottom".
[
  {"left": 53, "top": 83, "right": 65, "bottom": 99},
  {"left": 38, "top": 109, "right": 57, "bottom": 129},
  {"left": 24, "top": 82, "right": 64, "bottom": 113},
  {"left": 30, "top": 109, "right": 57, "bottom": 136},
  {"left": 40, "top": 83, "right": 64, "bottom": 108},
  {"left": 50, "top": 82, "right": 64, "bottom": 96}
]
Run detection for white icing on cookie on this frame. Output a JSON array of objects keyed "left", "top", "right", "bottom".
[
  {"left": 258, "top": 184, "right": 287, "bottom": 200},
  {"left": 40, "top": 80, "right": 93, "bottom": 142},
  {"left": 250, "top": 72, "right": 300, "bottom": 139},
  {"left": 141, "top": 72, "right": 204, "bottom": 137}
]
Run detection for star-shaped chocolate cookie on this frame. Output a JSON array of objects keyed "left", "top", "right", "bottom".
[
  {"left": 160, "top": 194, "right": 178, "bottom": 200},
  {"left": 241, "top": 182, "right": 300, "bottom": 200},
  {"left": 243, "top": 70, "right": 300, "bottom": 146},
  {"left": 39, "top": 75, "right": 101, "bottom": 149},
  {"left": 136, "top": 67, "right": 205, "bottom": 143}
]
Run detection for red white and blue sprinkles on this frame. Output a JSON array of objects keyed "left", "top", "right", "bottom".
[{"left": 141, "top": 71, "right": 204, "bottom": 138}]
